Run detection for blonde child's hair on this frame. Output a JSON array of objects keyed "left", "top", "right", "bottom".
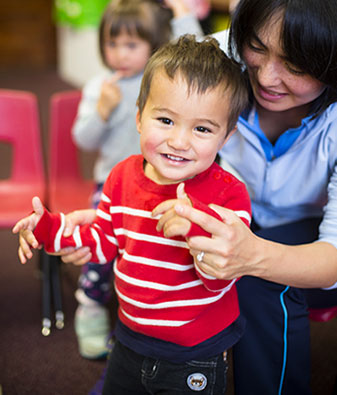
[
  {"left": 138, "top": 34, "right": 248, "bottom": 134},
  {"left": 99, "top": 0, "right": 172, "bottom": 68}
]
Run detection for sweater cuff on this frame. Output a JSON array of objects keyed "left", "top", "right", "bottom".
[
  {"left": 33, "top": 209, "right": 63, "bottom": 253},
  {"left": 185, "top": 196, "right": 223, "bottom": 238}
]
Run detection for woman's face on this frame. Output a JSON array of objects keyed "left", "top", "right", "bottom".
[{"left": 242, "top": 14, "right": 325, "bottom": 113}]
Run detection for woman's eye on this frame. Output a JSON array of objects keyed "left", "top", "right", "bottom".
[
  {"left": 247, "top": 41, "right": 264, "bottom": 53},
  {"left": 196, "top": 126, "right": 211, "bottom": 134},
  {"left": 158, "top": 117, "right": 173, "bottom": 125},
  {"left": 285, "top": 62, "right": 305, "bottom": 76}
]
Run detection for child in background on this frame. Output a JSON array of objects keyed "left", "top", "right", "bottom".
[
  {"left": 14, "top": 34, "right": 251, "bottom": 394},
  {"left": 71, "top": 0, "right": 202, "bottom": 359}
]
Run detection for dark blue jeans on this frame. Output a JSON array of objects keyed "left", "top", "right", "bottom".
[{"left": 102, "top": 341, "right": 228, "bottom": 394}]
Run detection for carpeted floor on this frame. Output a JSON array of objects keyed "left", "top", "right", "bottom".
[{"left": 0, "top": 69, "right": 336, "bottom": 395}]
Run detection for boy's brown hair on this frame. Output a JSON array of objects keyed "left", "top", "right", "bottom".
[
  {"left": 99, "top": 0, "right": 172, "bottom": 68},
  {"left": 138, "top": 34, "right": 248, "bottom": 134}
]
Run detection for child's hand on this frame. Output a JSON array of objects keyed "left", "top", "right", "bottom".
[
  {"left": 152, "top": 183, "right": 192, "bottom": 238},
  {"left": 12, "top": 196, "right": 45, "bottom": 264},
  {"left": 163, "top": 0, "right": 191, "bottom": 18},
  {"left": 97, "top": 72, "right": 123, "bottom": 121},
  {"left": 164, "top": 0, "right": 210, "bottom": 19}
]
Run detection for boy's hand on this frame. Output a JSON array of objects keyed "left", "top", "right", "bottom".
[
  {"left": 97, "top": 72, "right": 123, "bottom": 121},
  {"left": 12, "top": 196, "right": 45, "bottom": 264},
  {"left": 152, "top": 183, "right": 192, "bottom": 238}
]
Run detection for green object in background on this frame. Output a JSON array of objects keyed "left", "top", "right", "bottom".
[{"left": 54, "top": 0, "right": 110, "bottom": 28}]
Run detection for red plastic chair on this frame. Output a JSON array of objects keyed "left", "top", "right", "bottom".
[
  {"left": 309, "top": 306, "right": 337, "bottom": 322},
  {"left": 48, "top": 90, "right": 95, "bottom": 213},
  {"left": 0, "top": 89, "right": 46, "bottom": 227}
]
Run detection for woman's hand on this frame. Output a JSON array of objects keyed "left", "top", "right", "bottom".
[
  {"left": 56, "top": 209, "right": 96, "bottom": 265},
  {"left": 174, "top": 202, "right": 263, "bottom": 280}
]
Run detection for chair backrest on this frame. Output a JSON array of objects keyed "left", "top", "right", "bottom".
[
  {"left": 48, "top": 90, "right": 95, "bottom": 213},
  {"left": 49, "top": 90, "right": 83, "bottom": 183},
  {"left": 0, "top": 89, "right": 45, "bottom": 184}
]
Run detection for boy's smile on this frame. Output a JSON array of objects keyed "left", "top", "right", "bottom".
[{"left": 136, "top": 69, "right": 235, "bottom": 185}]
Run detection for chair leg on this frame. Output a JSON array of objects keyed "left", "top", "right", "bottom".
[
  {"left": 40, "top": 253, "right": 64, "bottom": 335},
  {"left": 50, "top": 255, "right": 64, "bottom": 329},
  {"left": 41, "top": 251, "right": 52, "bottom": 336}
]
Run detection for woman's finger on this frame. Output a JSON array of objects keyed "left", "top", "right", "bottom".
[{"left": 174, "top": 204, "right": 232, "bottom": 236}]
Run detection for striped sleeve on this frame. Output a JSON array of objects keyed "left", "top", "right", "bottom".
[{"left": 33, "top": 207, "right": 118, "bottom": 264}]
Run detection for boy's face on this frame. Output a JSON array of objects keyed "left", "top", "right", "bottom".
[
  {"left": 104, "top": 27, "right": 151, "bottom": 78},
  {"left": 136, "top": 69, "right": 236, "bottom": 185}
]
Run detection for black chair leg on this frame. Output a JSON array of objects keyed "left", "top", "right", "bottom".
[
  {"left": 41, "top": 252, "right": 64, "bottom": 336},
  {"left": 51, "top": 255, "right": 64, "bottom": 329},
  {"left": 41, "top": 250, "right": 52, "bottom": 336}
]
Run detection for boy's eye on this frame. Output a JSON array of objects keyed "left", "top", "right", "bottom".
[
  {"left": 158, "top": 117, "right": 173, "bottom": 125},
  {"left": 195, "top": 126, "right": 211, "bottom": 134},
  {"left": 127, "top": 42, "right": 137, "bottom": 49}
]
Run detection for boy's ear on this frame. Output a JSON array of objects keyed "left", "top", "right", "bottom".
[
  {"left": 220, "top": 125, "right": 237, "bottom": 149},
  {"left": 136, "top": 109, "right": 142, "bottom": 134}
]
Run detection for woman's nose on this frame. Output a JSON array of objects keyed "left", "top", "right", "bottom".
[{"left": 257, "top": 59, "right": 282, "bottom": 87}]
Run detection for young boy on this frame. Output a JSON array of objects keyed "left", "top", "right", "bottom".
[{"left": 14, "top": 34, "right": 250, "bottom": 393}]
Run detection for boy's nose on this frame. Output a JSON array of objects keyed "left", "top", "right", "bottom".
[{"left": 168, "top": 128, "right": 190, "bottom": 150}]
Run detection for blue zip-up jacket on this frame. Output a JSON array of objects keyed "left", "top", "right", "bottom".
[{"left": 214, "top": 30, "right": 337, "bottom": 250}]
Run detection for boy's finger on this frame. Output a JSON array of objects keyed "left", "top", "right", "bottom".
[
  {"left": 176, "top": 182, "right": 187, "bottom": 199},
  {"left": 18, "top": 247, "right": 29, "bottom": 264},
  {"left": 152, "top": 199, "right": 176, "bottom": 217},
  {"left": 32, "top": 196, "right": 44, "bottom": 216},
  {"left": 20, "top": 229, "right": 39, "bottom": 249}
]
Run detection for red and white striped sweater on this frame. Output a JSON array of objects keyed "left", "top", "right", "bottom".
[{"left": 34, "top": 155, "right": 251, "bottom": 347}]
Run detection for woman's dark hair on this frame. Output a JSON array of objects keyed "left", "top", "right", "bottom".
[
  {"left": 99, "top": 0, "right": 172, "bottom": 68},
  {"left": 229, "top": 0, "right": 337, "bottom": 117}
]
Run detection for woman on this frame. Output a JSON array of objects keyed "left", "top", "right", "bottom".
[
  {"left": 174, "top": 1, "right": 337, "bottom": 393},
  {"left": 16, "top": 0, "right": 337, "bottom": 393}
]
